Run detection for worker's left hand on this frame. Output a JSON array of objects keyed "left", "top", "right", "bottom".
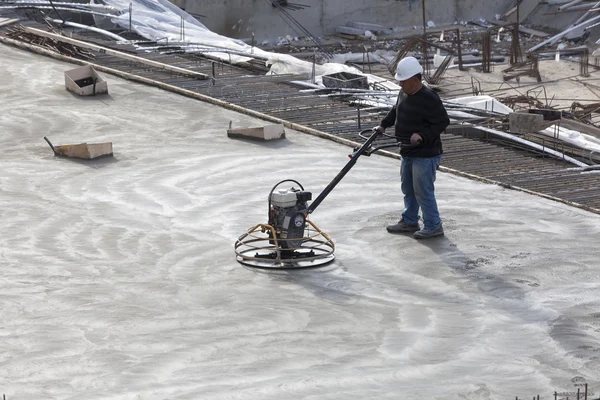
[{"left": 410, "top": 133, "right": 423, "bottom": 145}]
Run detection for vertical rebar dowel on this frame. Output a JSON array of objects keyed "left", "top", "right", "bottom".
[
  {"left": 511, "top": 24, "right": 521, "bottom": 64},
  {"left": 457, "top": 29, "right": 464, "bottom": 71},
  {"left": 211, "top": 62, "right": 215, "bottom": 85},
  {"left": 422, "top": 0, "right": 426, "bottom": 38},
  {"left": 180, "top": 16, "right": 184, "bottom": 42},
  {"left": 357, "top": 106, "right": 361, "bottom": 129},
  {"left": 362, "top": 47, "right": 366, "bottom": 72},
  {"left": 312, "top": 51, "right": 316, "bottom": 84},
  {"left": 482, "top": 31, "right": 491, "bottom": 73},
  {"left": 577, "top": 388, "right": 581, "bottom": 399},
  {"left": 421, "top": 0, "right": 429, "bottom": 77},
  {"left": 129, "top": 3, "right": 132, "bottom": 33},
  {"left": 555, "top": 391, "right": 558, "bottom": 400},
  {"left": 585, "top": 383, "right": 588, "bottom": 400},
  {"left": 251, "top": 32, "right": 255, "bottom": 54}
]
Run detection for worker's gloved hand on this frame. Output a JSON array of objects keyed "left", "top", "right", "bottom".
[
  {"left": 373, "top": 126, "right": 385, "bottom": 133},
  {"left": 410, "top": 133, "right": 423, "bottom": 145}
]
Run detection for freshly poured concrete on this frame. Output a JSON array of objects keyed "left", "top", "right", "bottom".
[{"left": 1, "top": 45, "right": 600, "bottom": 400}]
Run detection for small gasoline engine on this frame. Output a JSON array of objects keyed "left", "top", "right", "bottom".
[{"left": 268, "top": 183, "right": 312, "bottom": 250}]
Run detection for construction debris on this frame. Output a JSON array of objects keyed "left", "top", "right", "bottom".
[
  {"left": 335, "top": 21, "right": 387, "bottom": 39},
  {"left": 502, "top": 55, "right": 541, "bottom": 82},
  {"left": 5, "top": 24, "right": 94, "bottom": 60},
  {"left": 0, "top": 17, "right": 19, "bottom": 28},
  {"left": 387, "top": 36, "right": 456, "bottom": 84},
  {"left": 21, "top": 26, "right": 210, "bottom": 79},
  {"left": 322, "top": 72, "right": 369, "bottom": 89}
]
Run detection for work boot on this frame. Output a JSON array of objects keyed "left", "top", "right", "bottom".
[
  {"left": 386, "top": 218, "right": 420, "bottom": 233},
  {"left": 413, "top": 225, "right": 444, "bottom": 239}
]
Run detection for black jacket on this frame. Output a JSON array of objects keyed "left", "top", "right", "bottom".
[{"left": 380, "top": 85, "right": 449, "bottom": 157}]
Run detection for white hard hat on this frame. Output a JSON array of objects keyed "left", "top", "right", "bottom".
[{"left": 394, "top": 56, "right": 423, "bottom": 81}]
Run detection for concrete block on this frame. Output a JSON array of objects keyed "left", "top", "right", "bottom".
[
  {"left": 64, "top": 65, "right": 108, "bottom": 96},
  {"left": 509, "top": 112, "right": 551, "bottom": 133},
  {"left": 227, "top": 124, "right": 285, "bottom": 141}
]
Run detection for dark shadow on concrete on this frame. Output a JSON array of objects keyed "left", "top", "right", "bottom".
[
  {"left": 244, "top": 231, "right": 600, "bottom": 373},
  {"left": 414, "top": 235, "right": 529, "bottom": 300},
  {"left": 67, "top": 91, "right": 115, "bottom": 105},
  {"left": 52, "top": 154, "right": 119, "bottom": 169},
  {"left": 246, "top": 261, "right": 360, "bottom": 305},
  {"left": 226, "top": 136, "right": 295, "bottom": 150},
  {"left": 413, "top": 234, "right": 600, "bottom": 366}
]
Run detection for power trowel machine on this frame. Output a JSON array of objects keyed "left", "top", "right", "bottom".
[{"left": 234, "top": 128, "right": 414, "bottom": 269}]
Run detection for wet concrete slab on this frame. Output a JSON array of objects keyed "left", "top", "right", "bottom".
[{"left": 1, "top": 44, "right": 600, "bottom": 399}]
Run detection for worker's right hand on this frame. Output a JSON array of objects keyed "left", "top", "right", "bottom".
[{"left": 373, "top": 126, "right": 385, "bottom": 133}]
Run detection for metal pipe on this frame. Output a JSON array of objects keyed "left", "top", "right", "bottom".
[
  {"left": 0, "top": 4, "right": 117, "bottom": 17},
  {"left": 2, "top": 1, "right": 116, "bottom": 11},
  {"left": 572, "top": 0, "right": 600, "bottom": 25},
  {"left": 558, "top": 0, "right": 584, "bottom": 10},
  {"left": 475, "top": 125, "right": 589, "bottom": 167},
  {"left": 422, "top": 0, "right": 426, "bottom": 37},
  {"left": 527, "top": 13, "right": 600, "bottom": 52},
  {"left": 48, "top": 19, "right": 127, "bottom": 41},
  {"left": 550, "top": 0, "right": 600, "bottom": 46},
  {"left": 129, "top": 2, "right": 132, "bottom": 33}
]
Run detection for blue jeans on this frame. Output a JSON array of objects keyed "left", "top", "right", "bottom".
[{"left": 400, "top": 155, "right": 442, "bottom": 230}]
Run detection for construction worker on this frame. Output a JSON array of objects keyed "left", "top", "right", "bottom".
[{"left": 374, "top": 56, "right": 449, "bottom": 239}]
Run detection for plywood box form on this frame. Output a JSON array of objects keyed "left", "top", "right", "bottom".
[
  {"left": 64, "top": 65, "right": 108, "bottom": 96},
  {"left": 54, "top": 142, "right": 113, "bottom": 159},
  {"left": 227, "top": 124, "right": 286, "bottom": 141}
]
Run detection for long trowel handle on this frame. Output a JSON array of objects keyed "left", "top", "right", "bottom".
[{"left": 307, "top": 128, "right": 383, "bottom": 214}]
